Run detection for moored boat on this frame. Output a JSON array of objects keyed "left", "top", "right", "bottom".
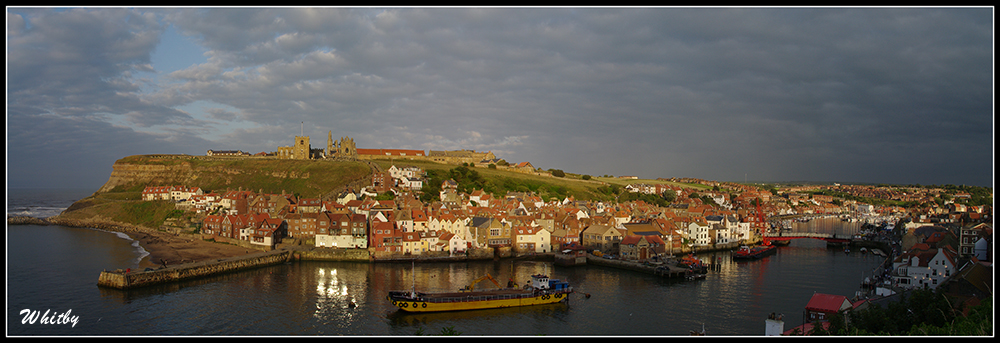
[
  {"left": 770, "top": 239, "right": 791, "bottom": 246},
  {"left": 387, "top": 274, "right": 573, "bottom": 313},
  {"left": 678, "top": 254, "right": 708, "bottom": 274},
  {"left": 732, "top": 244, "right": 778, "bottom": 260}
]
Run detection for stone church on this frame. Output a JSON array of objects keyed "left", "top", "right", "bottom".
[{"left": 278, "top": 131, "right": 357, "bottom": 160}]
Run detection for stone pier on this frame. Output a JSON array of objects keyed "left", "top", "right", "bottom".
[{"left": 98, "top": 250, "right": 292, "bottom": 290}]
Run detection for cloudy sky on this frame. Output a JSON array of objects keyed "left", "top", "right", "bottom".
[{"left": 6, "top": 7, "right": 994, "bottom": 190}]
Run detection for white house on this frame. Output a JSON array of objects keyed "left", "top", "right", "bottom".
[
  {"left": 404, "top": 177, "right": 423, "bottom": 191},
  {"left": 687, "top": 221, "right": 711, "bottom": 247},
  {"left": 892, "top": 244, "right": 958, "bottom": 290},
  {"left": 336, "top": 191, "right": 358, "bottom": 205},
  {"left": 514, "top": 226, "right": 551, "bottom": 253}
]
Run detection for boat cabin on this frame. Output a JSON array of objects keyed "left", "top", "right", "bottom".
[
  {"left": 528, "top": 274, "right": 571, "bottom": 291},
  {"left": 529, "top": 274, "right": 550, "bottom": 289}
]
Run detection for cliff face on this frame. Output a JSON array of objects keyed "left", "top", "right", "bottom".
[
  {"left": 93, "top": 154, "right": 373, "bottom": 198},
  {"left": 97, "top": 161, "right": 196, "bottom": 193}
]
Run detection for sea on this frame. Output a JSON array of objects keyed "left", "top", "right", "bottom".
[{"left": 7, "top": 188, "right": 887, "bottom": 336}]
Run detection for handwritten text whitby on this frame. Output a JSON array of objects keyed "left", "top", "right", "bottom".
[{"left": 20, "top": 309, "right": 80, "bottom": 328}]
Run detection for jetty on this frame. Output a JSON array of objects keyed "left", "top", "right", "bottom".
[
  {"left": 98, "top": 249, "right": 293, "bottom": 290},
  {"left": 585, "top": 255, "right": 702, "bottom": 279}
]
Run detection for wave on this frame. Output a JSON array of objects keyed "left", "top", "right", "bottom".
[
  {"left": 88, "top": 228, "right": 150, "bottom": 267},
  {"left": 7, "top": 206, "right": 69, "bottom": 219}
]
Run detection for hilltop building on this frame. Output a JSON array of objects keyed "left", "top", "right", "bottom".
[
  {"left": 277, "top": 136, "right": 312, "bottom": 160},
  {"left": 206, "top": 150, "right": 250, "bottom": 157},
  {"left": 272, "top": 130, "right": 496, "bottom": 166}
]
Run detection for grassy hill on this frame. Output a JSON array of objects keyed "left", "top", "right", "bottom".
[
  {"left": 370, "top": 158, "right": 616, "bottom": 201},
  {"left": 101, "top": 155, "right": 373, "bottom": 198},
  {"left": 369, "top": 158, "right": 711, "bottom": 202},
  {"left": 57, "top": 155, "right": 372, "bottom": 225},
  {"left": 57, "top": 154, "right": 718, "bottom": 227}
]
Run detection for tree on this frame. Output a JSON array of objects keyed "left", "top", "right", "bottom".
[
  {"left": 582, "top": 174, "right": 591, "bottom": 180},
  {"left": 551, "top": 169, "right": 565, "bottom": 177}
]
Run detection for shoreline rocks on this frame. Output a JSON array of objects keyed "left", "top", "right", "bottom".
[{"left": 7, "top": 215, "right": 52, "bottom": 226}]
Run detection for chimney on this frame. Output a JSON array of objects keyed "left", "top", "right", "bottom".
[{"left": 765, "top": 313, "right": 784, "bottom": 336}]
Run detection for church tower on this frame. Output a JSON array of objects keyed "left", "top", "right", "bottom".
[
  {"left": 294, "top": 136, "right": 310, "bottom": 159},
  {"left": 326, "top": 131, "right": 334, "bottom": 158}
]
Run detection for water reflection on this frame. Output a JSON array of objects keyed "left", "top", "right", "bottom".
[{"left": 59, "top": 216, "right": 884, "bottom": 335}]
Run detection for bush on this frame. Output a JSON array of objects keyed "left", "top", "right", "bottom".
[{"left": 551, "top": 169, "right": 565, "bottom": 177}]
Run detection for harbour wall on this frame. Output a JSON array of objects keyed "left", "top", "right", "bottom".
[
  {"left": 98, "top": 250, "right": 292, "bottom": 290},
  {"left": 97, "top": 246, "right": 505, "bottom": 290},
  {"left": 585, "top": 255, "right": 695, "bottom": 279}
]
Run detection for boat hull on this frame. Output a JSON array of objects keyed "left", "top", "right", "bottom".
[
  {"left": 387, "top": 290, "right": 572, "bottom": 313},
  {"left": 732, "top": 245, "right": 778, "bottom": 260}
]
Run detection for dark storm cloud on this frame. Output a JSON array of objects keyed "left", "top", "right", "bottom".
[{"left": 6, "top": 7, "right": 993, "bottom": 190}]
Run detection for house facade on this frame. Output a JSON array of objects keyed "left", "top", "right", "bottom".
[
  {"left": 582, "top": 224, "right": 623, "bottom": 254},
  {"left": 619, "top": 235, "right": 665, "bottom": 261},
  {"left": 891, "top": 244, "right": 958, "bottom": 290},
  {"left": 514, "top": 225, "right": 551, "bottom": 254}
]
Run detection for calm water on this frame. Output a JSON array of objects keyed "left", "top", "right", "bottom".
[{"left": 7, "top": 189, "right": 885, "bottom": 336}]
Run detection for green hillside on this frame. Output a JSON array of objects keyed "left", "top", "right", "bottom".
[
  {"left": 58, "top": 154, "right": 713, "bottom": 226},
  {"left": 58, "top": 155, "right": 372, "bottom": 224},
  {"left": 105, "top": 155, "right": 373, "bottom": 198},
  {"left": 371, "top": 159, "right": 660, "bottom": 202}
]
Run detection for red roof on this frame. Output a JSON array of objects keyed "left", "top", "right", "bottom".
[{"left": 805, "top": 293, "right": 851, "bottom": 313}]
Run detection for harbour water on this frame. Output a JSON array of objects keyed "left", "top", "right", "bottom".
[{"left": 7, "top": 189, "right": 887, "bottom": 336}]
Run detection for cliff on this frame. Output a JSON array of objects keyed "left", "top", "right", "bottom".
[
  {"left": 94, "top": 154, "right": 373, "bottom": 198},
  {"left": 49, "top": 154, "right": 372, "bottom": 226}
]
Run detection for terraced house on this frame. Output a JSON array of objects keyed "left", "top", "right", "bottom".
[
  {"left": 619, "top": 235, "right": 665, "bottom": 261},
  {"left": 582, "top": 224, "right": 623, "bottom": 254}
]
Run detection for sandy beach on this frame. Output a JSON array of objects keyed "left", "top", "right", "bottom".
[{"left": 130, "top": 230, "right": 255, "bottom": 269}]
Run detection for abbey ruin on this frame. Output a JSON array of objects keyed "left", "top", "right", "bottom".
[{"left": 266, "top": 131, "right": 496, "bottom": 166}]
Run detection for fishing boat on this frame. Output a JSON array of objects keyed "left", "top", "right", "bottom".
[
  {"left": 732, "top": 244, "right": 778, "bottom": 260},
  {"left": 770, "top": 239, "right": 791, "bottom": 246},
  {"left": 387, "top": 273, "right": 573, "bottom": 313},
  {"left": 678, "top": 254, "right": 708, "bottom": 274}
]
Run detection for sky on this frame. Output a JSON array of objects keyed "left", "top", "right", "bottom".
[{"left": 6, "top": 7, "right": 995, "bottom": 191}]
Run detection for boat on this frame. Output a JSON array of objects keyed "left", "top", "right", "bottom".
[
  {"left": 690, "top": 323, "right": 706, "bottom": 336},
  {"left": 732, "top": 244, "right": 778, "bottom": 260},
  {"left": 387, "top": 273, "right": 573, "bottom": 313},
  {"left": 678, "top": 254, "right": 708, "bottom": 274},
  {"left": 686, "top": 273, "right": 706, "bottom": 281}
]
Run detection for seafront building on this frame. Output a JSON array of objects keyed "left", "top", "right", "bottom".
[
  {"left": 154, "top": 176, "right": 990, "bottom": 264},
  {"left": 156, "top": 144, "right": 993, "bottom": 265}
]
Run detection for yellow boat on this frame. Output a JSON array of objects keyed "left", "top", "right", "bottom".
[{"left": 387, "top": 273, "right": 573, "bottom": 313}]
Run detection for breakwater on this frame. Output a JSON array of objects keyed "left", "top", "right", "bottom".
[
  {"left": 95, "top": 247, "right": 509, "bottom": 290},
  {"left": 7, "top": 215, "right": 52, "bottom": 226},
  {"left": 98, "top": 250, "right": 293, "bottom": 290},
  {"left": 585, "top": 255, "right": 698, "bottom": 279},
  {"left": 47, "top": 216, "right": 157, "bottom": 235}
]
